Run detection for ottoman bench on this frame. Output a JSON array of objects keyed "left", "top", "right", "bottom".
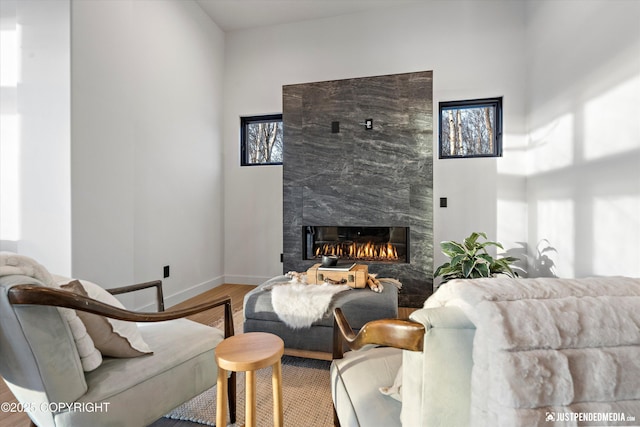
[{"left": 243, "top": 275, "right": 399, "bottom": 360}]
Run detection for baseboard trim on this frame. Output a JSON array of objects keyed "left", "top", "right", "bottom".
[
  {"left": 137, "top": 274, "right": 277, "bottom": 311},
  {"left": 158, "top": 275, "right": 225, "bottom": 310},
  {"left": 224, "top": 274, "right": 276, "bottom": 286}
]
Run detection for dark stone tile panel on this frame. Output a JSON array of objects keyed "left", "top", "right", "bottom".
[
  {"left": 283, "top": 71, "right": 434, "bottom": 306},
  {"left": 301, "top": 185, "right": 410, "bottom": 226}
]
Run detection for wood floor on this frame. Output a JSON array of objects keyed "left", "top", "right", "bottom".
[{"left": 1, "top": 283, "right": 416, "bottom": 427}]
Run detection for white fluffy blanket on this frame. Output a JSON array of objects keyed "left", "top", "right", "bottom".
[
  {"left": 270, "top": 280, "right": 351, "bottom": 329},
  {"left": 425, "top": 276, "right": 640, "bottom": 427},
  {"left": 0, "top": 251, "right": 56, "bottom": 286}
]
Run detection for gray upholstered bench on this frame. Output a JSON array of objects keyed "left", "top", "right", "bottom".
[{"left": 243, "top": 275, "right": 399, "bottom": 359}]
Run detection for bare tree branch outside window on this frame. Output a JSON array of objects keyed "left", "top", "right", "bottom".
[
  {"left": 241, "top": 114, "right": 283, "bottom": 165},
  {"left": 439, "top": 97, "right": 502, "bottom": 158}
]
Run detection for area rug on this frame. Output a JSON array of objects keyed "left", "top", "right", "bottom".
[{"left": 164, "top": 310, "right": 334, "bottom": 426}]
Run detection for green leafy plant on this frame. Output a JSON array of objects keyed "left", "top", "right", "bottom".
[{"left": 434, "top": 232, "right": 520, "bottom": 284}]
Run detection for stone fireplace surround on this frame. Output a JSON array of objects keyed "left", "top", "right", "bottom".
[{"left": 282, "top": 71, "right": 433, "bottom": 307}]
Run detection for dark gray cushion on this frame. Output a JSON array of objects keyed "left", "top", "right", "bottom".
[{"left": 243, "top": 275, "right": 399, "bottom": 352}]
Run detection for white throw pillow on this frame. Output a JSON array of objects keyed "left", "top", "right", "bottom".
[{"left": 60, "top": 279, "right": 153, "bottom": 358}]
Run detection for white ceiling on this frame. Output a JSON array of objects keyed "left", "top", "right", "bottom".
[{"left": 195, "top": 0, "right": 425, "bottom": 32}]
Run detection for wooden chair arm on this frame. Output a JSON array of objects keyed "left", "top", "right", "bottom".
[
  {"left": 8, "top": 285, "right": 235, "bottom": 338},
  {"left": 107, "top": 280, "right": 165, "bottom": 312},
  {"left": 332, "top": 307, "right": 425, "bottom": 359}
]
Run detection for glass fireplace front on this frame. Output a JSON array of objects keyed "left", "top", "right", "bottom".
[{"left": 303, "top": 226, "right": 409, "bottom": 263}]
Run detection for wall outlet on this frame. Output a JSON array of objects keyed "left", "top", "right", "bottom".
[
  {"left": 440, "top": 197, "right": 448, "bottom": 208},
  {"left": 163, "top": 265, "right": 170, "bottom": 278}
]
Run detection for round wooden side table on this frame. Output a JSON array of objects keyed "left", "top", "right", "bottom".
[{"left": 215, "top": 332, "right": 284, "bottom": 427}]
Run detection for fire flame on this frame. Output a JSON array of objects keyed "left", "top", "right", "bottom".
[{"left": 315, "top": 242, "right": 399, "bottom": 261}]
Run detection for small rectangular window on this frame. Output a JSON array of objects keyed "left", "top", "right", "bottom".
[
  {"left": 438, "top": 97, "right": 503, "bottom": 159},
  {"left": 241, "top": 114, "right": 283, "bottom": 166}
]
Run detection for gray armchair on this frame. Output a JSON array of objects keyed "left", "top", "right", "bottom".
[{"left": 0, "top": 273, "right": 236, "bottom": 427}]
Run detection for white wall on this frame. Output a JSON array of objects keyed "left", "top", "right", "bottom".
[
  {"left": 0, "top": 0, "right": 20, "bottom": 252},
  {"left": 0, "top": 0, "right": 72, "bottom": 275},
  {"left": 71, "top": 0, "right": 225, "bottom": 308},
  {"left": 525, "top": 0, "right": 640, "bottom": 278},
  {"left": 9, "top": 0, "right": 634, "bottom": 309},
  {"left": 223, "top": 1, "right": 528, "bottom": 284}
]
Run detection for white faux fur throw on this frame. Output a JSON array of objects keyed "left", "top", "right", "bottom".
[
  {"left": 271, "top": 281, "right": 351, "bottom": 329},
  {"left": 425, "top": 276, "right": 640, "bottom": 427},
  {"left": 0, "top": 251, "right": 57, "bottom": 286}
]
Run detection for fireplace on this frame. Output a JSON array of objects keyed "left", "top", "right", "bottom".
[
  {"left": 283, "top": 71, "right": 434, "bottom": 307},
  {"left": 303, "top": 226, "right": 409, "bottom": 263}
]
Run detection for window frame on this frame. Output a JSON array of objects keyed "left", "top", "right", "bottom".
[
  {"left": 438, "top": 97, "right": 503, "bottom": 159},
  {"left": 240, "top": 114, "right": 283, "bottom": 166}
]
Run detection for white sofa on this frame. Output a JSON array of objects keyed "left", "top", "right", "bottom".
[{"left": 331, "top": 276, "right": 640, "bottom": 427}]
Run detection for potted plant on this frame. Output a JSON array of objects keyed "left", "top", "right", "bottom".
[{"left": 434, "top": 231, "right": 520, "bottom": 284}]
